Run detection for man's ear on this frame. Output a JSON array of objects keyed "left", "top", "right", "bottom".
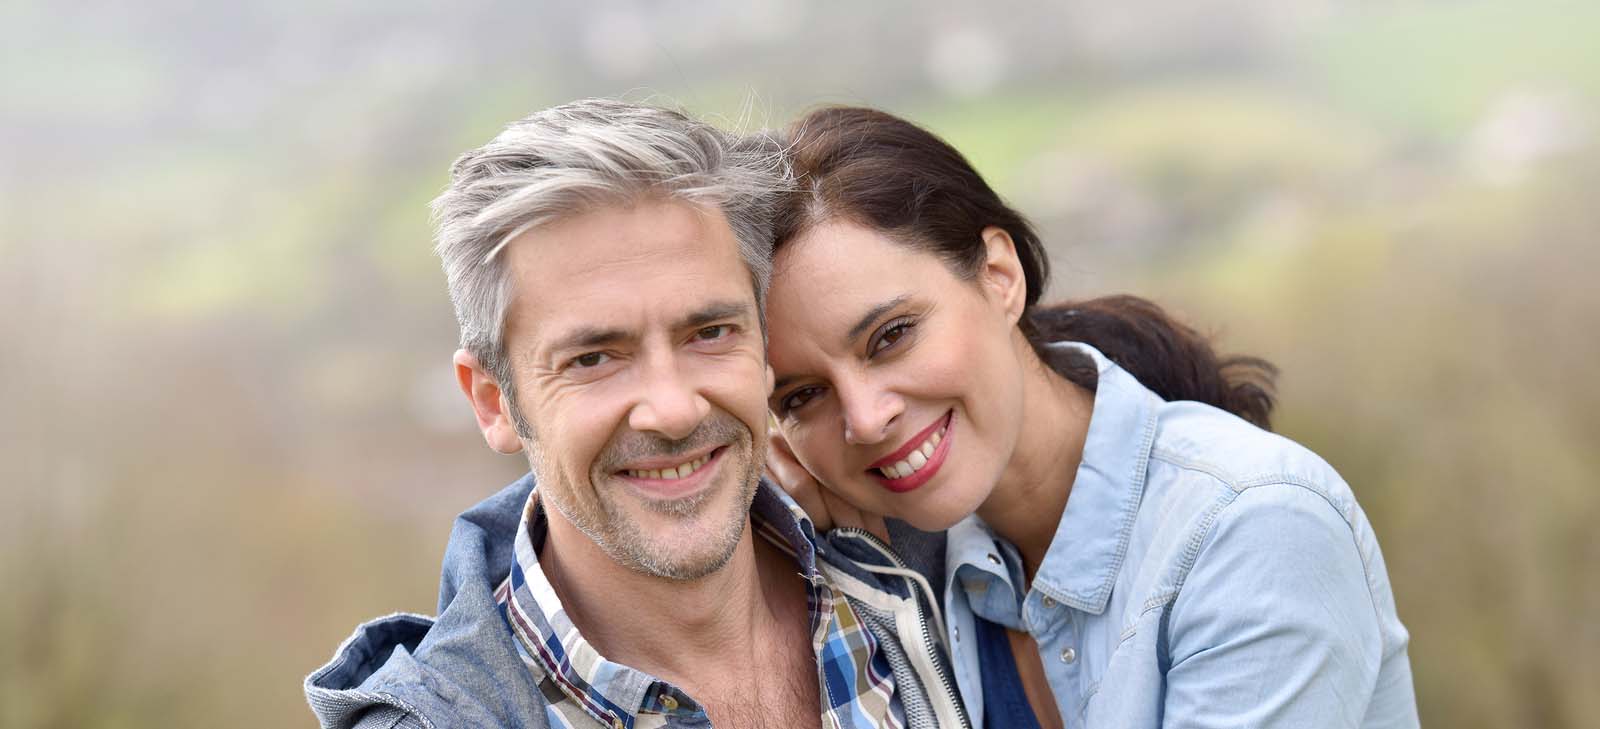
[
  {"left": 979, "top": 226, "right": 1028, "bottom": 324},
  {"left": 453, "top": 349, "right": 524, "bottom": 454}
]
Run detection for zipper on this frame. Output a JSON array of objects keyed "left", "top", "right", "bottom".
[{"left": 832, "top": 527, "right": 971, "bottom": 729}]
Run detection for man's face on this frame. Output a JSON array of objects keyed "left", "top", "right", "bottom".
[{"left": 497, "top": 199, "right": 771, "bottom": 580}]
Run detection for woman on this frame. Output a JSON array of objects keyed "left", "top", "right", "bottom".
[{"left": 762, "top": 107, "right": 1418, "bottom": 729}]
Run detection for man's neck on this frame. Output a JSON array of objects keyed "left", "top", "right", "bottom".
[{"left": 537, "top": 507, "right": 808, "bottom": 687}]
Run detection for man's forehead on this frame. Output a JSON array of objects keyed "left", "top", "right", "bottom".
[
  {"left": 499, "top": 200, "right": 757, "bottom": 349},
  {"left": 507, "top": 200, "right": 741, "bottom": 277}
]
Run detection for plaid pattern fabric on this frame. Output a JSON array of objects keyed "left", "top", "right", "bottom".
[{"left": 495, "top": 484, "right": 904, "bottom": 729}]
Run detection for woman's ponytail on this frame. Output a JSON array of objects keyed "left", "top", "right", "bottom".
[{"left": 1025, "top": 295, "right": 1278, "bottom": 430}]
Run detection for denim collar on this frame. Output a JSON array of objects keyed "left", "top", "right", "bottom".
[{"left": 1029, "top": 342, "right": 1160, "bottom": 614}]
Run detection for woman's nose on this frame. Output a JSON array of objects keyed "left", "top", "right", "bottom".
[{"left": 839, "top": 379, "right": 902, "bottom": 446}]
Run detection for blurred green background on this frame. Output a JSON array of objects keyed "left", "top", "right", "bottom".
[{"left": 3, "top": 0, "right": 1596, "bottom": 726}]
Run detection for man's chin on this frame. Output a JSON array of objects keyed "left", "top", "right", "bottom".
[
  {"left": 613, "top": 497, "right": 751, "bottom": 580},
  {"left": 605, "top": 530, "right": 747, "bottom": 581}
]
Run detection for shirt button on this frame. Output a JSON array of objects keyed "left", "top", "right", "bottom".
[
  {"left": 661, "top": 695, "right": 679, "bottom": 711},
  {"left": 1060, "top": 646, "right": 1077, "bottom": 664},
  {"left": 1041, "top": 595, "right": 1057, "bottom": 609},
  {"left": 986, "top": 553, "right": 1002, "bottom": 566}
]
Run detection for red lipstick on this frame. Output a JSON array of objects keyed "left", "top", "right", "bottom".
[{"left": 868, "top": 411, "right": 954, "bottom": 494}]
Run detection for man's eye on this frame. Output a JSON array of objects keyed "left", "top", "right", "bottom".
[
  {"left": 570, "top": 352, "right": 610, "bottom": 369},
  {"left": 695, "top": 324, "right": 732, "bottom": 341}
]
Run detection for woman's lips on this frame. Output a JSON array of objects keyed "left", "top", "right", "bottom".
[{"left": 869, "top": 411, "right": 954, "bottom": 494}]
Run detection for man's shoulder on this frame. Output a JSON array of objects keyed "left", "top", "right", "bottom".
[
  {"left": 304, "top": 612, "right": 441, "bottom": 727},
  {"left": 304, "top": 474, "right": 549, "bottom": 729},
  {"left": 305, "top": 588, "right": 552, "bottom": 729}
]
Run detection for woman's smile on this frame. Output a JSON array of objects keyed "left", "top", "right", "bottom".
[{"left": 868, "top": 410, "right": 954, "bottom": 493}]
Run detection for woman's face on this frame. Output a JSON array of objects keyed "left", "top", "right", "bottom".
[{"left": 765, "top": 220, "right": 1030, "bottom": 532}]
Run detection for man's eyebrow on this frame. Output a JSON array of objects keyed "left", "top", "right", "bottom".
[
  {"left": 678, "top": 300, "right": 753, "bottom": 330},
  {"left": 846, "top": 295, "right": 911, "bottom": 345},
  {"left": 547, "top": 326, "right": 631, "bottom": 356},
  {"left": 544, "top": 300, "right": 751, "bottom": 358}
]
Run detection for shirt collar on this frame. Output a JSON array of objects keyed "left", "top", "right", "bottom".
[
  {"left": 498, "top": 480, "right": 827, "bottom": 727},
  {"left": 1030, "top": 341, "right": 1160, "bottom": 614}
]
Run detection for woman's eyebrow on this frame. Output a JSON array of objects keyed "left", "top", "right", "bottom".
[{"left": 846, "top": 295, "right": 911, "bottom": 346}]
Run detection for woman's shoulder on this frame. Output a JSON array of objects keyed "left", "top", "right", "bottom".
[
  {"left": 1127, "top": 398, "right": 1379, "bottom": 578},
  {"left": 1147, "top": 399, "right": 1352, "bottom": 505}
]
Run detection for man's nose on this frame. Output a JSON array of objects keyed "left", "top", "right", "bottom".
[
  {"left": 839, "top": 377, "right": 902, "bottom": 446},
  {"left": 627, "top": 354, "right": 711, "bottom": 441}
]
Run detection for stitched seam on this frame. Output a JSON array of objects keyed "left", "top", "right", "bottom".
[
  {"left": 348, "top": 691, "right": 437, "bottom": 729},
  {"left": 1095, "top": 397, "right": 1159, "bottom": 609}
]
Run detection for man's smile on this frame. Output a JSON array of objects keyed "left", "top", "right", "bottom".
[{"left": 614, "top": 445, "right": 729, "bottom": 501}]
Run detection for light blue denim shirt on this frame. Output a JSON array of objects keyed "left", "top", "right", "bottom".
[{"left": 942, "top": 343, "right": 1418, "bottom": 729}]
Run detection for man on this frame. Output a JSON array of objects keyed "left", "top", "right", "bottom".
[{"left": 305, "top": 100, "right": 968, "bottom": 729}]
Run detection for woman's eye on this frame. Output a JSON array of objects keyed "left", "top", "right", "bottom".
[
  {"left": 780, "top": 386, "right": 821, "bottom": 414},
  {"left": 870, "top": 319, "right": 915, "bottom": 356},
  {"left": 570, "top": 352, "right": 610, "bottom": 369}
]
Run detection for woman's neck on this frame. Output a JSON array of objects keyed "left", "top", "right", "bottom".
[{"left": 975, "top": 334, "right": 1095, "bottom": 579}]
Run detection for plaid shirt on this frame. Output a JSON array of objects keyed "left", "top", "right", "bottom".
[{"left": 494, "top": 484, "right": 905, "bottom": 729}]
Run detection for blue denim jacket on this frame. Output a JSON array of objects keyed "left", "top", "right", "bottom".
[
  {"left": 305, "top": 476, "right": 970, "bottom": 729},
  {"left": 942, "top": 343, "right": 1418, "bottom": 729}
]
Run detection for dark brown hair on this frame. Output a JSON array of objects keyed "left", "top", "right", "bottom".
[{"left": 773, "top": 106, "right": 1277, "bottom": 429}]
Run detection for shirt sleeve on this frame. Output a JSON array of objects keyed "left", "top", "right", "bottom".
[{"left": 1161, "top": 482, "right": 1384, "bottom": 729}]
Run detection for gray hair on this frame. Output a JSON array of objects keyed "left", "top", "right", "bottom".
[{"left": 431, "top": 99, "right": 787, "bottom": 401}]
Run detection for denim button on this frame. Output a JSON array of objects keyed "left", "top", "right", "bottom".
[
  {"left": 1060, "top": 646, "right": 1077, "bottom": 664},
  {"left": 954, "top": 626, "right": 961, "bottom": 643},
  {"left": 661, "top": 695, "right": 679, "bottom": 711},
  {"left": 1042, "top": 595, "right": 1057, "bottom": 609},
  {"left": 986, "top": 553, "right": 1001, "bottom": 566}
]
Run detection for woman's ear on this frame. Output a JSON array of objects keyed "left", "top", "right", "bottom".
[{"left": 979, "top": 226, "right": 1028, "bottom": 323}]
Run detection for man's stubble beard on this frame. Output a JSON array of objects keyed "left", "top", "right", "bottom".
[{"left": 526, "top": 415, "right": 764, "bottom": 582}]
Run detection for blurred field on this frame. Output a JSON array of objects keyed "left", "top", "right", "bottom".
[{"left": 3, "top": 1, "right": 1596, "bottom": 727}]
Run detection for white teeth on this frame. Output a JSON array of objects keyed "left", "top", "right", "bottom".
[
  {"left": 628, "top": 454, "right": 710, "bottom": 480},
  {"left": 877, "top": 419, "right": 950, "bottom": 480}
]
